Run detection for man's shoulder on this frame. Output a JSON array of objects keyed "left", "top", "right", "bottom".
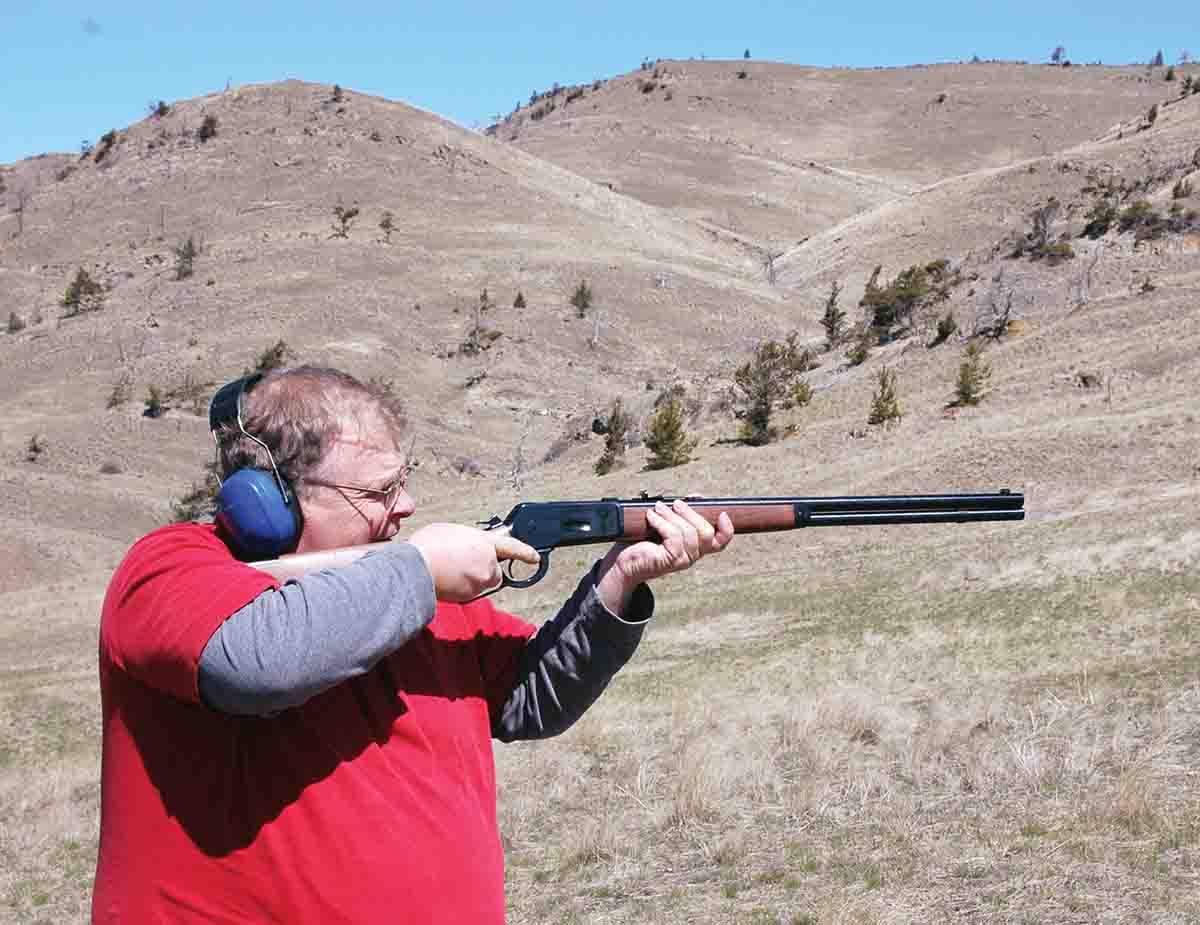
[{"left": 123, "top": 522, "right": 228, "bottom": 562}]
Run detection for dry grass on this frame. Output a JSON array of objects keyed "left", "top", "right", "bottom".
[{"left": 2, "top": 64, "right": 1200, "bottom": 924}]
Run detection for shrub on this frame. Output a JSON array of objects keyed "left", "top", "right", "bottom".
[
  {"left": 171, "top": 462, "right": 221, "bottom": 522},
  {"left": 331, "top": 84, "right": 344, "bottom": 102},
  {"left": 62, "top": 267, "right": 104, "bottom": 315},
  {"left": 174, "top": 236, "right": 197, "bottom": 280},
  {"left": 100, "top": 460, "right": 122, "bottom": 475},
  {"left": 331, "top": 204, "right": 359, "bottom": 238},
  {"left": 594, "top": 399, "right": 631, "bottom": 475},
  {"left": 859, "top": 263, "right": 944, "bottom": 330},
  {"left": 931, "top": 313, "right": 957, "bottom": 346},
  {"left": 955, "top": 342, "right": 992, "bottom": 406},
  {"left": 26, "top": 434, "right": 45, "bottom": 462},
  {"left": 1118, "top": 200, "right": 1167, "bottom": 240},
  {"left": 197, "top": 114, "right": 218, "bottom": 143},
  {"left": 570, "top": 280, "right": 593, "bottom": 318},
  {"left": 1081, "top": 198, "right": 1118, "bottom": 238},
  {"left": 107, "top": 374, "right": 132, "bottom": 408},
  {"left": 149, "top": 100, "right": 170, "bottom": 118},
  {"left": 254, "top": 340, "right": 295, "bottom": 372},
  {"left": 144, "top": 385, "right": 166, "bottom": 419},
  {"left": 94, "top": 130, "right": 118, "bottom": 163},
  {"left": 867, "top": 367, "right": 902, "bottom": 426},
  {"left": 378, "top": 211, "right": 395, "bottom": 243},
  {"left": 733, "top": 334, "right": 817, "bottom": 446},
  {"left": 1165, "top": 66, "right": 1176, "bottom": 82},
  {"left": 820, "top": 281, "right": 846, "bottom": 350},
  {"left": 6, "top": 311, "right": 25, "bottom": 334},
  {"left": 1039, "top": 241, "right": 1076, "bottom": 265},
  {"left": 644, "top": 393, "right": 698, "bottom": 470},
  {"left": 846, "top": 324, "right": 873, "bottom": 366}
]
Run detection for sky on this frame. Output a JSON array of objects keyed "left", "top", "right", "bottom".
[{"left": 1, "top": 1, "right": 1195, "bottom": 165}]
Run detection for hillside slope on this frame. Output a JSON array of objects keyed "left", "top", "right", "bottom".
[{"left": 500, "top": 60, "right": 1179, "bottom": 250}]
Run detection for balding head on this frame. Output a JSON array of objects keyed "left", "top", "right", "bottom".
[{"left": 215, "top": 366, "right": 408, "bottom": 498}]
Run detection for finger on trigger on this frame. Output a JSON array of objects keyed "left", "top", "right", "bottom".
[{"left": 492, "top": 534, "right": 541, "bottom": 565}]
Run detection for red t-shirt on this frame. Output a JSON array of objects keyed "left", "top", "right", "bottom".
[{"left": 92, "top": 524, "right": 536, "bottom": 924}]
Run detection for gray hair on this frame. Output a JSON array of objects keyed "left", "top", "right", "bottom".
[{"left": 215, "top": 366, "right": 407, "bottom": 497}]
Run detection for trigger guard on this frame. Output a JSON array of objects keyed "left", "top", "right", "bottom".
[{"left": 501, "top": 551, "right": 552, "bottom": 589}]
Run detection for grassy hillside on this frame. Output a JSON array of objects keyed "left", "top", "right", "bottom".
[{"left": 2, "top": 63, "right": 1198, "bottom": 923}]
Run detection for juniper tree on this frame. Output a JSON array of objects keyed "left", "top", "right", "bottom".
[
  {"left": 594, "top": 398, "right": 631, "bottom": 475},
  {"left": 820, "top": 281, "right": 846, "bottom": 350},
  {"left": 733, "top": 334, "right": 816, "bottom": 445},
  {"left": 62, "top": 267, "right": 104, "bottom": 315},
  {"left": 644, "top": 392, "right": 698, "bottom": 470},
  {"left": 867, "top": 367, "right": 902, "bottom": 426},
  {"left": 955, "top": 341, "right": 992, "bottom": 406},
  {"left": 174, "top": 237, "right": 197, "bottom": 280},
  {"left": 570, "top": 280, "right": 593, "bottom": 318}
]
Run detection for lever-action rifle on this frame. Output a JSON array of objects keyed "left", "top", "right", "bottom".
[{"left": 249, "top": 490, "right": 1024, "bottom": 593}]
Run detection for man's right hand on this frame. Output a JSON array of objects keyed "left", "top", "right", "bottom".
[{"left": 407, "top": 523, "right": 540, "bottom": 602}]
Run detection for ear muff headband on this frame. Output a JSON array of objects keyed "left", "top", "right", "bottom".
[{"left": 208, "top": 375, "right": 303, "bottom": 559}]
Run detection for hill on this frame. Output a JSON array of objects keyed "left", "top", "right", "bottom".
[{"left": 2, "top": 63, "right": 1199, "bottom": 922}]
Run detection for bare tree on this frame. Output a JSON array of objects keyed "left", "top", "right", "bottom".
[
  {"left": 1073, "top": 244, "right": 1105, "bottom": 308},
  {"left": 11, "top": 185, "right": 30, "bottom": 236},
  {"left": 761, "top": 248, "right": 784, "bottom": 286},
  {"left": 1051, "top": 45, "right": 1066, "bottom": 65},
  {"left": 976, "top": 270, "right": 1015, "bottom": 338}
]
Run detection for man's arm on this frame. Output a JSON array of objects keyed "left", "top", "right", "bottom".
[
  {"left": 198, "top": 543, "right": 436, "bottom": 715},
  {"left": 490, "top": 560, "right": 654, "bottom": 742}
]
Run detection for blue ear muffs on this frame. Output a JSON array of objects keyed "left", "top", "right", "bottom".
[
  {"left": 209, "top": 375, "right": 303, "bottom": 559},
  {"left": 215, "top": 469, "right": 303, "bottom": 560}
]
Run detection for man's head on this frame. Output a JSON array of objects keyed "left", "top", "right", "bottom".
[{"left": 214, "top": 366, "right": 414, "bottom": 553}]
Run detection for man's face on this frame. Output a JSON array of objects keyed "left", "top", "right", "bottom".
[{"left": 294, "top": 424, "right": 415, "bottom": 553}]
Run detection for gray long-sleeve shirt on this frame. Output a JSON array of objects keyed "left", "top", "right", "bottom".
[{"left": 198, "top": 543, "right": 652, "bottom": 740}]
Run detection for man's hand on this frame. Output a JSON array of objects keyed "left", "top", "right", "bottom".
[
  {"left": 596, "top": 499, "right": 734, "bottom": 615},
  {"left": 408, "top": 523, "right": 540, "bottom": 603}
]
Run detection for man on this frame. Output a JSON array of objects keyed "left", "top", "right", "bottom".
[{"left": 92, "top": 365, "right": 733, "bottom": 923}]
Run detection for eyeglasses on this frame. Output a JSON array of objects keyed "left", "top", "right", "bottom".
[{"left": 304, "top": 466, "right": 411, "bottom": 508}]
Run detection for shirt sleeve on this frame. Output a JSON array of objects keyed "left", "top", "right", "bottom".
[
  {"left": 100, "top": 525, "right": 280, "bottom": 704},
  {"left": 197, "top": 542, "right": 437, "bottom": 715},
  {"left": 489, "top": 560, "right": 654, "bottom": 742}
]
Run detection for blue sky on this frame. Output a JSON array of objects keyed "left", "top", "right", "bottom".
[{"left": 2, "top": 1, "right": 1194, "bottom": 165}]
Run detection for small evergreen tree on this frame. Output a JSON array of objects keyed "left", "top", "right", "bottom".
[
  {"left": 26, "top": 434, "right": 45, "bottom": 462},
  {"left": 379, "top": 211, "right": 395, "bottom": 243},
  {"left": 513, "top": 290, "right": 527, "bottom": 309},
  {"left": 197, "top": 114, "right": 218, "bottom": 143},
  {"left": 644, "top": 393, "right": 698, "bottom": 470},
  {"left": 867, "top": 367, "right": 902, "bottom": 426},
  {"left": 144, "top": 385, "right": 166, "bottom": 419},
  {"left": 846, "top": 323, "right": 873, "bottom": 366},
  {"left": 733, "top": 334, "right": 816, "bottom": 445},
  {"left": 173, "top": 236, "right": 197, "bottom": 280},
  {"left": 955, "top": 342, "right": 992, "bottom": 406},
  {"left": 62, "top": 267, "right": 104, "bottom": 315},
  {"left": 594, "top": 398, "right": 631, "bottom": 475},
  {"left": 570, "top": 280, "right": 593, "bottom": 318},
  {"left": 820, "top": 281, "right": 846, "bottom": 350}
]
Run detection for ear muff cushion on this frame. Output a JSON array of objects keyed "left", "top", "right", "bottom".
[{"left": 215, "top": 469, "right": 301, "bottom": 559}]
